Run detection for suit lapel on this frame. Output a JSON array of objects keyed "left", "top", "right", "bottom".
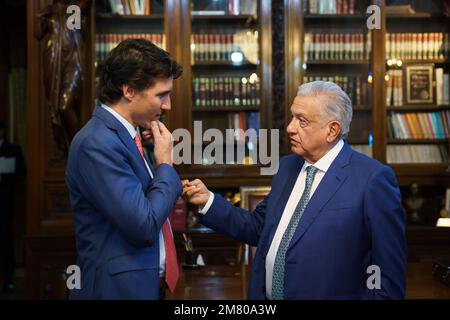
[
  {"left": 260, "top": 156, "right": 304, "bottom": 257},
  {"left": 287, "top": 143, "right": 353, "bottom": 250},
  {"left": 93, "top": 106, "right": 152, "bottom": 186}
]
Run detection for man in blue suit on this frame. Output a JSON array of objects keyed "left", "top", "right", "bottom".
[
  {"left": 183, "top": 81, "right": 407, "bottom": 299},
  {"left": 66, "top": 39, "right": 183, "bottom": 299}
]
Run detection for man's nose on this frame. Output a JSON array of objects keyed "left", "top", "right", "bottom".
[
  {"left": 161, "top": 97, "right": 171, "bottom": 111},
  {"left": 286, "top": 118, "right": 295, "bottom": 134}
]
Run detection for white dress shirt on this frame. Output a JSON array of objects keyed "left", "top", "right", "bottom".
[
  {"left": 101, "top": 104, "right": 166, "bottom": 276},
  {"left": 199, "top": 139, "right": 345, "bottom": 299}
]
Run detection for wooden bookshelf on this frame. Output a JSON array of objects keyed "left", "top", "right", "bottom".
[
  {"left": 174, "top": 0, "right": 271, "bottom": 185},
  {"left": 286, "top": 0, "right": 374, "bottom": 154},
  {"left": 385, "top": 0, "right": 450, "bottom": 172},
  {"left": 285, "top": 0, "right": 450, "bottom": 238}
]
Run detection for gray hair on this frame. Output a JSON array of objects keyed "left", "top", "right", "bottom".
[{"left": 297, "top": 81, "right": 353, "bottom": 139}]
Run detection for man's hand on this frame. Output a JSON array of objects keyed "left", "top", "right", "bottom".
[
  {"left": 182, "top": 179, "right": 210, "bottom": 206},
  {"left": 150, "top": 121, "right": 173, "bottom": 166}
]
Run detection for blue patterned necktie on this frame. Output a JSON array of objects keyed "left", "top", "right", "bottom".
[{"left": 271, "top": 165, "right": 319, "bottom": 300}]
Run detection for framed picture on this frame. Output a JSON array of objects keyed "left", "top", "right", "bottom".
[
  {"left": 405, "top": 64, "right": 434, "bottom": 104},
  {"left": 239, "top": 186, "right": 271, "bottom": 266},
  {"left": 240, "top": 186, "right": 271, "bottom": 212},
  {"left": 445, "top": 189, "right": 450, "bottom": 212}
]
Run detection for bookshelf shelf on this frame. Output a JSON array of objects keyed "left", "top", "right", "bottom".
[
  {"left": 192, "top": 61, "right": 257, "bottom": 67},
  {"left": 303, "top": 14, "right": 367, "bottom": 19},
  {"left": 388, "top": 138, "right": 449, "bottom": 144},
  {"left": 386, "top": 59, "right": 449, "bottom": 65},
  {"left": 305, "top": 60, "right": 369, "bottom": 65},
  {"left": 193, "top": 106, "right": 260, "bottom": 112},
  {"left": 387, "top": 105, "right": 450, "bottom": 112},
  {"left": 191, "top": 14, "right": 256, "bottom": 21},
  {"left": 390, "top": 163, "right": 449, "bottom": 172},
  {"left": 386, "top": 13, "right": 450, "bottom": 19},
  {"left": 96, "top": 13, "right": 164, "bottom": 20}
]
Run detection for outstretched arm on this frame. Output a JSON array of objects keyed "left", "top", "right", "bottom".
[{"left": 183, "top": 179, "right": 267, "bottom": 246}]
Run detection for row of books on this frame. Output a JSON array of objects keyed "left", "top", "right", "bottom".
[
  {"left": 191, "top": 32, "right": 258, "bottom": 63},
  {"left": 303, "top": 75, "right": 369, "bottom": 106},
  {"left": 192, "top": 76, "right": 260, "bottom": 108},
  {"left": 304, "top": 0, "right": 356, "bottom": 15},
  {"left": 95, "top": 33, "right": 164, "bottom": 61},
  {"left": 387, "top": 145, "right": 449, "bottom": 164},
  {"left": 386, "top": 33, "right": 449, "bottom": 60},
  {"left": 107, "top": 0, "right": 151, "bottom": 15},
  {"left": 191, "top": 0, "right": 257, "bottom": 16},
  {"left": 436, "top": 68, "right": 450, "bottom": 106},
  {"left": 388, "top": 111, "right": 450, "bottom": 139},
  {"left": 227, "top": 112, "right": 260, "bottom": 141},
  {"left": 304, "top": 33, "right": 371, "bottom": 61},
  {"left": 386, "top": 68, "right": 450, "bottom": 106},
  {"left": 386, "top": 70, "right": 403, "bottom": 107}
]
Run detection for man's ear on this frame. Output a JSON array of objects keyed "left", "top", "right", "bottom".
[
  {"left": 327, "top": 121, "right": 342, "bottom": 143},
  {"left": 122, "top": 85, "right": 135, "bottom": 101}
]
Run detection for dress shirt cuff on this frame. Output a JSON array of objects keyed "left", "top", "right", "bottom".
[{"left": 198, "top": 191, "right": 214, "bottom": 215}]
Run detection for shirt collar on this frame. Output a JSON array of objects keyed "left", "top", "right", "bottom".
[
  {"left": 101, "top": 104, "right": 138, "bottom": 138},
  {"left": 304, "top": 139, "right": 344, "bottom": 173}
]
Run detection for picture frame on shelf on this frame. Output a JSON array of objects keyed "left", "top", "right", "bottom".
[
  {"left": 405, "top": 64, "right": 434, "bottom": 104},
  {"left": 436, "top": 188, "right": 450, "bottom": 227},
  {"left": 239, "top": 186, "right": 271, "bottom": 265},
  {"left": 445, "top": 188, "right": 450, "bottom": 212}
]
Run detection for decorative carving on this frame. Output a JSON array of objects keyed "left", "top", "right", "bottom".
[
  {"left": 271, "top": 0, "right": 286, "bottom": 151},
  {"left": 43, "top": 184, "right": 71, "bottom": 220}
]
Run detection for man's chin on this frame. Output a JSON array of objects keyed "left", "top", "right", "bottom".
[{"left": 290, "top": 144, "right": 305, "bottom": 156}]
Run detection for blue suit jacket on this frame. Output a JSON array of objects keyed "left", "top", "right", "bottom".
[
  {"left": 65, "top": 106, "right": 182, "bottom": 300},
  {"left": 199, "top": 143, "right": 407, "bottom": 299}
]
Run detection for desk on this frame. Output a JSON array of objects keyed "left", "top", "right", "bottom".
[{"left": 166, "top": 262, "right": 450, "bottom": 300}]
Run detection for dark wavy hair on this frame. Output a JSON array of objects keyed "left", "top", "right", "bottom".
[{"left": 98, "top": 38, "right": 182, "bottom": 105}]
